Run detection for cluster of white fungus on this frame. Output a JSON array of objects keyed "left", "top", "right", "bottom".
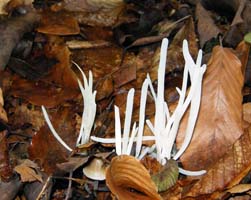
[{"left": 43, "top": 38, "right": 206, "bottom": 176}]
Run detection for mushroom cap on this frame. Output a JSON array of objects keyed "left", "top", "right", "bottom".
[{"left": 82, "top": 157, "right": 107, "bottom": 181}]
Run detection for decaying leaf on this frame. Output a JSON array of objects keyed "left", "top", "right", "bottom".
[
  {"left": 196, "top": 2, "right": 220, "bottom": 48},
  {"left": 177, "top": 46, "right": 244, "bottom": 171},
  {"left": 113, "top": 64, "right": 136, "bottom": 88},
  {"left": 0, "top": 130, "right": 13, "bottom": 182},
  {"left": 106, "top": 155, "right": 161, "bottom": 200},
  {"left": 0, "top": 0, "right": 11, "bottom": 15},
  {"left": 64, "top": 0, "right": 125, "bottom": 27},
  {"left": 11, "top": 36, "right": 79, "bottom": 107},
  {"left": 28, "top": 107, "right": 78, "bottom": 174},
  {"left": 150, "top": 17, "right": 198, "bottom": 80},
  {"left": 8, "top": 104, "right": 44, "bottom": 131},
  {"left": 243, "top": 103, "right": 251, "bottom": 124},
  {"left": 235, "top": 40, "right": 250, "bottom": 75},
  {"left": 66, "top": 40, "right": 110, "bottom": 49},
  {"left": 37, "top": 11, "right": 80, "bottom": 35},
  {"left": 14, "top": 159, "right": 43, "bottom": 183},
  {"left": 151, "top": 159, "right": 179, "bottom": 192},
  {"left": 185, "top": 126, "right": 251, "bottom": 197},
  {"left": 0, "top": 88, "right": 8, "bottom": 123},
  {"left": 0, "top": 11, "right": 40, "bottom": 71}
]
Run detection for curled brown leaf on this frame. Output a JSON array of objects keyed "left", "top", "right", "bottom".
[{"left": 106, "top": 155, "right": 161, "bottom": 200}]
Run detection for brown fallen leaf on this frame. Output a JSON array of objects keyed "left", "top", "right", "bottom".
[
  {"left": 37, "top": 11, "right": 80, "bottom": 35},
  {"left": 64, "top": 0, "right": 125, "bottom": 27},
  {"left": 14, "top": 159, "right": 43, "bottom": 183},
  {"left": 235, "top": 40, "right": 250, "bottom": 75},
  {"left": 95, "top": 75, "right": 114, "bottom": 101},
  {"left": 113, "top": 64, "right": 136, "bottom": 88},
  {"left": 106, "top": 155, "right": 161, "bottom": 200},
  {"left": 150, "top": 17, "right": 197, "bottom": 80},
  {"left": 0, "top": 0, "right": 11, "bottom": 15},
  {"left": 11, "top": 36, "right": 79, "bottom": 108},
  {"left": 185, "top": 126, "right": 251, "bottom": 197},
  {"left": 0, "top": 177, "right": 22, "bottom": 200},
  {"left": 195, "top": 2, "right": 220, "bottom": 48},
  {"left": 28, "top": 107, "right": 78, "bottom": 174},
  {"left": 66, "top": 40, "right": 111, "bottom": 49},
  {"left": 8, "top": 103, "right": 44, "bottom": 131},
  {"left": 0, "top": 11, "right": 40, "bottom": 70},
  {"left": 0, "top": 130, "right": 13, "bottom": 182},
  {"left": 224, "top": 1, "right": 251, "bottom": 47},
  {"left": 0, "top": 88, "right": 8, "bottom": 123},
  {"left": 243, "top": 103, "right": 251, "bottom": 124},
  {"left": 177, "top": 46, "right": 244, "bottom": 171},
  {"left": 231, "top": 0, "right": 246, "bottom": 26}
]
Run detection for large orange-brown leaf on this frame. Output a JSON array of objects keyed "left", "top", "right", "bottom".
[
  {"left": 106, "top": 155, "right": 161, "bottom": 200},
  {"left": 184, "top": 125, "right": 251, "bottom": 197},
  {"left": 176, "top": 46, "right": 244, "bottom": 171}
]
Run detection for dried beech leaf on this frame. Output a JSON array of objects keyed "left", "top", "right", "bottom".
[
  {"left": 64, "top": 0, "right": 125, "bottom": 27},
  {"left": 0, "top": 0, "right": 11, "bottom": 15},
  {"left": 28, "top": 107, "right": 77, "bottom": 174},
  {"left": 113, "top": 64, "right": 136, "bottom": 88},
  {"left": 0, "top": 105, "right": 8, "bottom": 123},
  {"left": 0, "top": 88, "right": 3, "bottom": 106},
  {"left": 11, "top": 36, "right": 79, "bottom": 107},
  {"left": 235, "top": 40, "right": 250, "bottom": 82},
  {"left": 8, "top": 104, "right": 44, "bottom": 131},
  {"left": 243, "top": 103, "right": 251, "bottom": 124},
  {"left": 66, "top": 40, "right": 110, "bottom": 49},
  {"left": 106, "top": 155, "right": 161, "bottom": 200},
  {"left": 185, "top": 126, "right": 251, "bottom": 197},
  {"left": 177, "top": 46, "right": 244, "bottom": 170},
  {"left": 95, "top": 75, "right": 114, "bottom": 101},
  {"left": 0, "top": 88, "right": 8, "bottom": 123},
  {"left": 196, "top": 2, "right": 220, "bottom": 48},
  {"left": 14, "top": 159, "right": 43, "bottom": 183},
  {"left": 37, "top": 11, "right": 80, "bottom": 35},
  {"left": 231, "top": 0, "right": 246, "bottom": 26},
  {"left": 0, "top": 131, "right": 13, "bottom": 181},
  {"left": 150, "top": 17, "right": 197, "bottom": 80}
]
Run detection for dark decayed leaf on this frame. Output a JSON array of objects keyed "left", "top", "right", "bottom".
[
  {"left": 11, "top": 36, "right": 79, "bottom": 108},
  {"left": 150, "top": 16, "right": 197, "bottom": 81},
  {"left": 0, "top": 130, "right": 13, "bottom": 181},
  {"left": 196, "top": 2, "right": 220, "bottom": 48},
  {"left": 224, "top": 1, "right": 251, "bottom": 47},
  {"left": 28, "top": 107, "right": 78, "bottom": 174}
]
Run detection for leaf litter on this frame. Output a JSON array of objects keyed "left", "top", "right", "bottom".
[{"left": 1, "top": 0, "right": 251, "bottom": 199}]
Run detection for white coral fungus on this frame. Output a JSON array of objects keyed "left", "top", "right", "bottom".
[
  {"left": 42, "top": 61, "right": 97, "bottom": 151},
  {"left": 91, "top": 38, "right": 207, "bottom": 176}
]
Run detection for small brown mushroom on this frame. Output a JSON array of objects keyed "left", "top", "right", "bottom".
[{"left": 82, "top": 157, "right": 107, "bottom": 181}]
